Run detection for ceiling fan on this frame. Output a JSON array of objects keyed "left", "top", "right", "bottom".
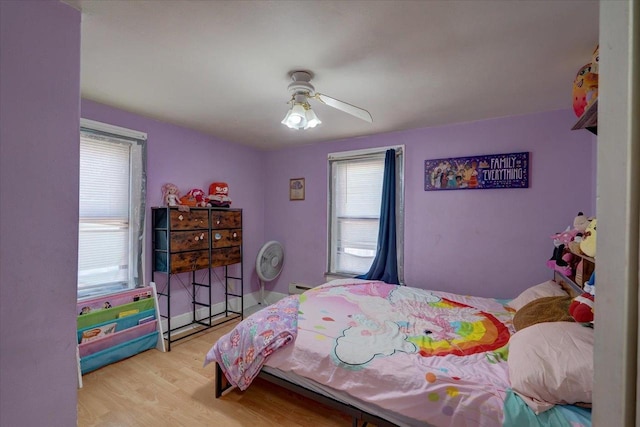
[{"left": 281, "top": 70, "right": 373, "bottom": 130}]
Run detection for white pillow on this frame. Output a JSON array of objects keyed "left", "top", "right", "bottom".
[
  {"left": 508, "top": 280, "right": 568, "bottom": 311},
  {"left": 508, "top": 322, "right": 594, "bottom": 413}
]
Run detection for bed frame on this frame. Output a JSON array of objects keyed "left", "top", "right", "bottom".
[{"left": 214, "top": 362, "right": 398, "bottom": 427}]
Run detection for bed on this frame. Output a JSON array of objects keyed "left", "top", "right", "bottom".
[{"left": 205, "top": 279, "right": 593, "bottom": 427}]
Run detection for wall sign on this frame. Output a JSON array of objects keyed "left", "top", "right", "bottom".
[{"left": 424, "top": 152, "right": 529, "bottom": 191}]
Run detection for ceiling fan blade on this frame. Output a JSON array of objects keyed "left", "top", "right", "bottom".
[{"left": 314, "top": 93, "right": 373, "bottom": 123}]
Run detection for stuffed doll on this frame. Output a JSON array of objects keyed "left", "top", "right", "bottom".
[
  {"left": 161, "top": 183, "right": 182, "bottom": 207},
  {"left": 569, "top": 292, "right": 595, "bottom": 323},
  {"left": 208, "top": 182, "right": 232, "bottom": 207},
  {"left": 180, "top": 188, "right": 209, "bottom": 207}
]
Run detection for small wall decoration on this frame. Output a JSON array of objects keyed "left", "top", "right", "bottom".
[
  {"left": 424, "top": 152, "right": 529, "bottom": 191},
  {"left": 289, "top": 178, "right": 305, "bottom": 200}
]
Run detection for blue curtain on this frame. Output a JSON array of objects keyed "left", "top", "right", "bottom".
[{"left": 357, "top": 149, "right": 399, "bottom": 284}]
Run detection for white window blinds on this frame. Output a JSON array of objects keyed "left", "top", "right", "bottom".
[
  {"left": 331, "top": 155, "right": 384, "bottom": 274},
  {"left": 78, "top": 124, "right": 146, "bottom": 299},
  {"left": 328, "top": 147, "right": 404, "bottom": 277}
]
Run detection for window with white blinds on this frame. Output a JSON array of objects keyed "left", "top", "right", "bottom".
[
  {"left": 328, "top": 147, "right": 404, "bottom": 277},
  {"left": 78, "top": 123, "right": 146, "bottom": 299}
]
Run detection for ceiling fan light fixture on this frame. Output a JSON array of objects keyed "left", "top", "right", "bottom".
[
  {"left": 281, "top": 101, "right": 320, "bottom": 130},
  {"left": 281, "top": 70, "right": 372, "bottom": 130},
  {"left": 304, "top": 107, "right": 321, "bottom": 129}
]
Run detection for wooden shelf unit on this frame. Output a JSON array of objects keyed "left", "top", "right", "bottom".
[
  {"left": 151, "top": 206, "right": 243, "bottom": 350},
  {"left": 554, "top": 246, "right": 595, "bottom": 296}
]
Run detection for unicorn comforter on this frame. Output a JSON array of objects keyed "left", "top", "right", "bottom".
[{"left": 208, "top": 279, "right": 591, "bottom": 427}]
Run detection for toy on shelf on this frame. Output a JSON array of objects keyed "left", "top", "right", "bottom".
[
  {"left": 207, "top": 182, "right": 232, "bottom": 207},
  {"left": 569, "top": 271, "right": 595, "bottom": 324},
  {"left": 180, "top": 188, "right": 209, "bottom": 207},
  {"left": 583, "top": 271, "right": 596, "bottom": 296},
  {"left": 580, "top": 218, "right": 597, "bottom": 258},
  {"left": 572, "top": 45, "right": 599, "bottom": 118},
  {"left": 161, "top": 183, "right": 182, "bottom": 207},
  {"left": 547, "top": 212, "right": 595, "bottom": 276},
  {"left": 547, "top": 243, "right": 573, "bottom": 276},
  {"left": 569, "top": 292, "right": 595, "bottom": 323},
  {"left": 572, "top": 212, "right": 590, "bottom": 240}
]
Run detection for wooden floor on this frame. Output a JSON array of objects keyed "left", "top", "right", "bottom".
[{"left": 77, "top": 320, "right": 356, "bottom": 427}]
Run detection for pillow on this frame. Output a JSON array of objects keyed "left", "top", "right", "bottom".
[
  {"left": 512, "top": 296, "right": 574, "bottom": 331},
  {"left": 508, "top": 322, "right": 594, "bottom": 414},
  {"left": 508, "top": 280, "right": 568, "bottom": 311}
]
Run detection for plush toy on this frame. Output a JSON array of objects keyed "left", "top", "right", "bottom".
[
  {"left": 180, "top": 188, "right": 209, "bottom": 207},
  {"left": 546, "top": 243, "right": 573, "bottom": 276},
  {"left": 573, "top": 211, "right": 590, "bottom": 235},
  {"left": 572, "top": 45, "right": 599, "bottom": 118},
  {"left": 569, "top": 292, "right": 595, "bottom": 323},
  {"left": 583, "top": 271, "right": 596, "bottom": 295},
  {"left": 208, "top": 182, "right": 232, "bottom": 207},
  {"left": 590, "top": 44, "right": 599, "bottom": 74},
  {"left": 550, "top": 227, "right": 578, "bottom": 245},
  {"left": 161, "top": 183, "right": 182, "bottom": 207},
  {"left": 585, "top": 45, "right": 599, "bottom": 105},
  {"left": 580, "top": 218, "right": 597, "bottom": 258}
]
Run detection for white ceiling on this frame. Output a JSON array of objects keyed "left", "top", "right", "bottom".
[{"left": 68, "top": 0, "right": 599, "bottom": 150}]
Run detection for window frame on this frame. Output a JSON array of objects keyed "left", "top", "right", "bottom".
[
  {"left": 326, "top": 145, "right": 404, "bottom": 282},
  {"left": 77, "top": 119, "right": 147, "bottom": 300}
]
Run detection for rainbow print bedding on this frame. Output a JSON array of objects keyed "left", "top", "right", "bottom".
[{"left": 207, "top": 279, "right": 591, "bottom": 427}]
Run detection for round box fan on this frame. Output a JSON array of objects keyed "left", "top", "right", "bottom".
[{"left": 256, "top": 240, "right": 284, "bottom": 305}]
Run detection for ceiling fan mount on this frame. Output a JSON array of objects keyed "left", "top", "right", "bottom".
[
  {"left": 287, "top": 71, "right": 315, "bottom": 95},
  {"left": 281, "top": 70, "right": 373, "bottom": 130}
]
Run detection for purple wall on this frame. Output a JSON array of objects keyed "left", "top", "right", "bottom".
[
  {"left": 264, "top": 110, "right": 595, "bottom": 298},
  {"left": 0, "top": 1, "right": 80, "bottom": 425},
  {"left": 81, "top": 100, "right": 266, "bottom": 315},
  {"left": 0, "top": 3, "right": 596, "bottom": 424}
]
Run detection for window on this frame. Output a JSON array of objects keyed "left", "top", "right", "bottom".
[
  {"left": 328, "top": 146, "right": 404, "bottom": 279},
  {"left": 78, "top": 119, "right": 147, "bottom": 299}
]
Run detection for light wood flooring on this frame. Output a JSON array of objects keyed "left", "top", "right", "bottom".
[{"left": 77, "top": 320, "right": 356, "bottom": 427}]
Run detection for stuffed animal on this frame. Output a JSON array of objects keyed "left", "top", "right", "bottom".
[
  {"left": 573, "top": 212, "right": 590, "bottom": 235},
  {"left": 580, "top": 218, "right": 597, "bottom": 258},
  {"left": 550, "top": 227, "right": 578, "bottom": 245},
  {"left": 572, "top": 61, "right": 598, "bottom": 118},
  {"left": 590, "top": 44, "right": 599, "bottom": 74},
  {"left": 585, "top": 45, "right": 599, "bottom": 106},
  {"left": 161, "top": 183, "right": 182, "bottom": 207},
  {"left": 569, "top": 292, "right": 595, "bottom": 323},
  {"left": 207, "top": 182, "right": 232, "bottom": 207},
  {"left": 583, "top": 271, "right": 596, "bottom": 295},
  {"left": 180, "top": 188, "right": 209, "bottom": 207},
  {"left": 546, "top": 243, "right": 573, "bottom": 276}
]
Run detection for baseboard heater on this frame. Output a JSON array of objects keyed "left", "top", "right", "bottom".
[{"left": 289, "top": 282, "right": 314, "bottom": 295}]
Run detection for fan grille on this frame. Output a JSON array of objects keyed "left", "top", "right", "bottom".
[{"left": 256, "top": 241, "right": 284, "bottom": 282}]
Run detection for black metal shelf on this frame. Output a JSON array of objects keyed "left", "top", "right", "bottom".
[{"left": 151, "top": 206, "right": 243, "bottom": 351}]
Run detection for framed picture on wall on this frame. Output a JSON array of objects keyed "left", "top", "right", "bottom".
[
  {"left": 424, "top": 151, "right": 529, "bottom": 191},
  {"left": 290, "top": 178, "right": 305, "bottom": 201}
]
